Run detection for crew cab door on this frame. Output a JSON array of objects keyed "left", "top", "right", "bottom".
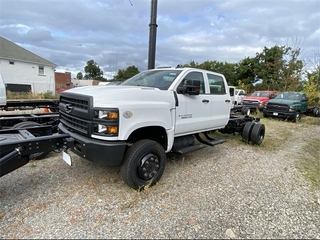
[
  {"left": 206, "top": 73, "right": 231, "bottom": 128},
  {"left": 301, "top": 93, "right": 308, "bottom": 112},
  {"left": 174, "top": 71, "right": 211, "bottom": 135}
]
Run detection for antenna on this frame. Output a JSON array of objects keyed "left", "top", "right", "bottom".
[{"left": 128, "top": 0, "right": 133, "bottom": 6}]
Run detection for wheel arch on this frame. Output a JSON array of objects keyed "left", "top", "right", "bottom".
[{"left": 127, "top": 126, "right": 168, "bottom": 151}]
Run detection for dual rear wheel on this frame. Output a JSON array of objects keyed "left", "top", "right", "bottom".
[{"left": 242, "top": 122, "right": 265, "bottom": 145}]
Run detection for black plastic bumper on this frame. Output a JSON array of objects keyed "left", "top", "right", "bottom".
[
  {"left": 263, "top": 110, "right": 295, "bottom": 119},
  {"left": 58, "top": 123, "right": 127, "bottom": 166}
]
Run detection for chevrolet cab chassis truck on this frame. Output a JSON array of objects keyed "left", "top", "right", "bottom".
[{"left": 1, "top": 68, "right": 266, "bottom": 190}]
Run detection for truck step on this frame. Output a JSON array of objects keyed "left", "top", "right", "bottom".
[
  {"left": 207, "top": 139, "right": 226, "bottom": 146},
  {"left": 172, "top": 144, "right": 206, "bottom": 155},
  {"left": 195, "top": 133, "right": 226, "bottom": 146}
]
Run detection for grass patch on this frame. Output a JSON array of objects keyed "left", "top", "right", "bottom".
[
  {"left": 258, "top": 117, "right": 293, "bottom": 151},
  {"left": 295, "top": 137, "right": 320, "bottom": 189},
  {"left": 301, "top": 116, "right": 320, "bottom": 126},
  {"left": 6, "top": 90, "right": 59, "bottom": 100}
]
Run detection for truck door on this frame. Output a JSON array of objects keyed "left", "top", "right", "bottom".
[
  {"left": 301, "top": 93, "right": 308, "bottom": 112},
  {"left": 206, "top": 73, "right": 231, "bottom": 128},
  {"left": 174, "top": 71, "right": 211, "bottom": 135}
]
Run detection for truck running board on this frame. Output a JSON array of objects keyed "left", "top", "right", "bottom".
[
  {"left": 195, "top": 133, "right": 226, "bottom": 146},
  {"left": 173, "top": 144, "right": 206, "bottom": 155}
]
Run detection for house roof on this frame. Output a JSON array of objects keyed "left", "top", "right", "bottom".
[{"left": 0, "top": 36, "right": 56, "bottom": 67}]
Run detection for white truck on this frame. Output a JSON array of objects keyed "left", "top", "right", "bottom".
[{"left": 58, "top": 67, "right": 265, "bottom": 190}]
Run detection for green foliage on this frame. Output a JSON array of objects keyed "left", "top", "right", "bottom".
[
  {"left": 84, "top": 60, "right": 104, "bottom": 80},
  {"left": 76, "top": 72, "right": 83, "bottom": 79},
  {"left": 6, "top": 91, "right": 58, "bottom": 100},
  {"left": 113, "top": 65, "right": 140, "bottom": 81},
  {"left": 41, "top": 91, "right": 57, "bottom": 99},
  {"left": 303, "top": 75, "right": 320, "bottom": 107}
]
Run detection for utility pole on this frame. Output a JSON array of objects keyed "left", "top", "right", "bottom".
[{"left": 147, "top": 0, "right": 158, "bottom": 69}]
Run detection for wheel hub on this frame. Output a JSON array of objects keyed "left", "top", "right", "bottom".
[{"left": 138, "top": 153, "right": 160, "bottom": 180}]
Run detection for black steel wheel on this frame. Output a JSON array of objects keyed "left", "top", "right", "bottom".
[
  {"left": 242, "top": 122, "right": 255, "bottom": 143},
  {"left": 11, "top": 121, "right": 50, "bottom": 160},
  {"left": 313, "top": 108, "right": 319, "bottom": 117},
  {"left": 120, "top": 139, "right": 166, "bottom": 190},
  {"left": 250, "top": 123, "right": 265, "bottom": 145}
]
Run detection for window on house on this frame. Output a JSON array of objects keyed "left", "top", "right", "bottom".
[
  {"left": 39, "top": 66, "right": 44, "bottom": 75},
  {"left": 9, "top": 61, "right": 15, "bottom": 65}
]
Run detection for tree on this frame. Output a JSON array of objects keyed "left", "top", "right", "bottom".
[
  {"left": 76, "top": 72, "right": 83, "bottom": 80},
  {"left": 84, "top": 60, "right": 104, "bottom": 80},
  {"left": 113, "top": 65, "right": 140, "bottom": 81},
  {"left": 306, "top": 51, "right": 320, "bottom": 90},
  {"left": 254, "top": 45, "right": 304, "bottom": 91}
]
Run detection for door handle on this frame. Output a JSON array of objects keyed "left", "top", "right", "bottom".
[
  {"left": 202, "top": 99, "right": 209, "bottom": 103},
  {"left": 225, "top": 99, "right": 231, "bottom": 103}
]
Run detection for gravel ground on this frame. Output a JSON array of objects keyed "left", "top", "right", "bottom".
[{"left": 0, "top": 116, "right": 320, "bottom": 239}]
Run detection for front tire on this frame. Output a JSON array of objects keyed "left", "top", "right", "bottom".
[
  {"left": 292, "top": 111, "right": 301, "bottom": 122},
  {"left": 120, "top": 140, "right": 166, "bottom": 190}
]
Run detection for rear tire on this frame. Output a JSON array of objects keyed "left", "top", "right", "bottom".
[
  {"left": 250, "top": 124, "right": 265, "bottom": 145},
  {"left": 11, "top": 121, "right": 50, "bottom": 160},
  {"left": 313, "top": 108, "right": 319, "bottom": 117},
  {"left": 120, "top": 140, "right": 166, "bottom": 190},
  {"left": 242, "top": 122, "right": 255, "bottom": 143}
]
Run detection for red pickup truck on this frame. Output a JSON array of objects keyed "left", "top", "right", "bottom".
[{"left": 241, "top": 90, "right": 277, "bottom": 113}]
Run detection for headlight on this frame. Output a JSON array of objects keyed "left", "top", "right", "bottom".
[
  {"left": 289, "top": 106, "right": 296, "bottom": 112},
  {"left": 93, "top": 108, "right": 119, "bottom": 136},
  {"left": 97, "top": 110, "right": 119, "bottom": 119}
]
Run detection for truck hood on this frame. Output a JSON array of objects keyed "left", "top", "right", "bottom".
[
  {"left": 243, "top": 96, "right": 270, "bottom": 102},
  {"left": 63, "top": 85, "right": 176, "bottom": 108},
  {"left": 268, "top": 99, "right": 299, "bottom": 105}
]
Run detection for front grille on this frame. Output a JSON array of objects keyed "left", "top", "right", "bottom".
[
  {"left": 60, "top": 95, "right": 89, "bottom": 110},
  {"left": 266, "top": 103, "right": 289, "bottom": 112},
  {"left": 242, "top": 100, "right": 259, "bottom": 107},
  {"left": 60, "top": 111, "right": 89, "bottom": 135},
  {"left": 59, "top": 92, "right": 94, "bottom": 136}
]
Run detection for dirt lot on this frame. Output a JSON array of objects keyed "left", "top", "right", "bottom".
[{"left": 0, "top": 115, "right": 319, "bottom": 239}]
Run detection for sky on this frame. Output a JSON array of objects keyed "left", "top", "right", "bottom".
[{"left": 0, "top": 0, "right": 319, "bottom": 79}]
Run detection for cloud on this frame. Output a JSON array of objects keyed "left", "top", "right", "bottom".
[{"left": 0, "top": 0, "right": 319, "bottom": 79}]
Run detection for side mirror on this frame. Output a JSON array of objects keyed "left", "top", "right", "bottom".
[
  {"left": 270, "top": 94, "right": 275, "bottom": 99},
  {"left": 177, "top": 80, "right": 201, "bottom": 95},
  {"left": 229, "top": 88, "right": 235, "bottom": 97}
]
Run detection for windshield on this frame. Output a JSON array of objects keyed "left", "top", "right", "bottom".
[
  {"left": 122, "top": 69, "right": 183, "bottom": 90},
  {"left": 251, "top": 91, "right": 270, "bottom": 97},
  {"left": 275, "top": 92, "right": 301, "bottom": 100}
]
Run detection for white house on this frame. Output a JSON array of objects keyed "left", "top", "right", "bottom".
[{"left": 0, "top": 36, "right": 56, "bottom": 94}]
